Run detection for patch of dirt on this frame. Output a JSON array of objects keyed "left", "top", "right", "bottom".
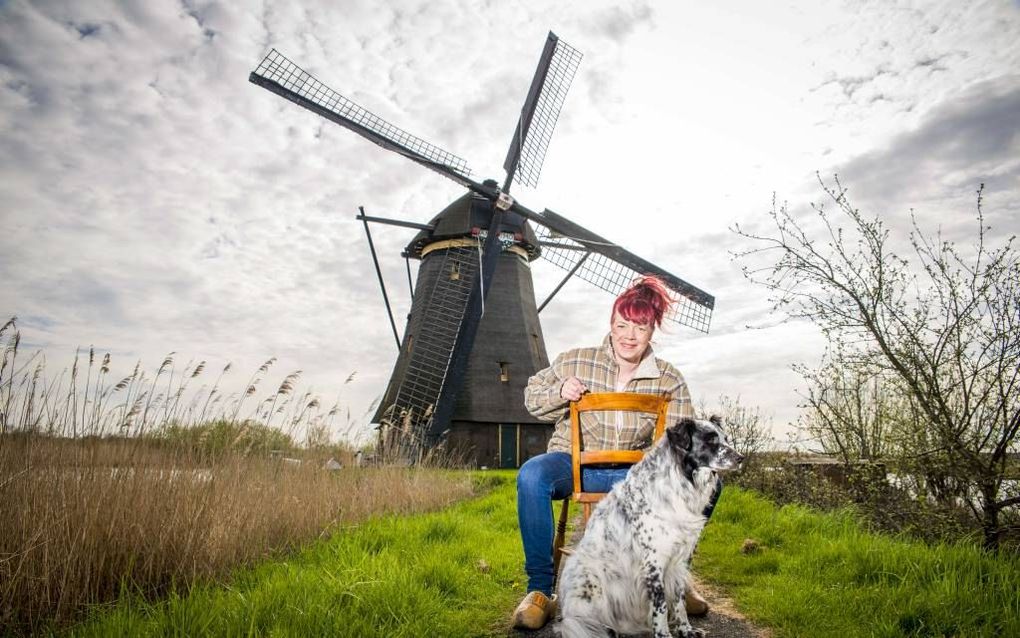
[
  {"left": 507, "top": 575, "right": 769, "bottom": 638},
  {"left": 686, "top": 575, "right": 771, "bottom": 638}
]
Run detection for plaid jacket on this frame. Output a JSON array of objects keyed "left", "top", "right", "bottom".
[{"left": 524, "top": 334, "right": 693, "bottom": 453}]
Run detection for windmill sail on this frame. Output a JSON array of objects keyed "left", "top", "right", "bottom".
[
  {"left": 249, "top": 49, "right": 473, "bottom": 186},
  {"left": 526, "top": 208, "right": 715, "bottom": 333},
  {"left": 502, "top": 32, "right": 582, "bottom": 192}
]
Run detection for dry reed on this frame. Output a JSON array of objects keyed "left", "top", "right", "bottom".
[{"left": 0, "top": 318, "right": 475, "bottom": 635}]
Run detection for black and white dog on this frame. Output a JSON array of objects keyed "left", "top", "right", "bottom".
[{"left": 557, "top": 417, "right": 744, "bottom": 638}]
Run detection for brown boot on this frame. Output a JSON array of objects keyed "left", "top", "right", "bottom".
[
  {"left": 685, "top": 580, "right": 709, "bottom": 616},
  {"left": 511, "top": 591, "right": 558, "bottom": 630}
]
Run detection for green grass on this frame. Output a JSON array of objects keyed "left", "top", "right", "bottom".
[
  {"left": 66, "top": 477, "right": 1020, "bottom": 638},
  {"left": 69, "top": 471, "right": 524, "bottom": 637},
  {"left": 696, "top": 488, "right": 1020, "bottom": 638}
]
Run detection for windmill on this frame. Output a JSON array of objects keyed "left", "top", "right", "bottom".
[{"left": 249, "top": 32, "right": 714, "bottom": 467}]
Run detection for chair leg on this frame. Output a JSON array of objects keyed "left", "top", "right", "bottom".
[{"left": 551, "top": 498, "right": 570, "bottom": 586}]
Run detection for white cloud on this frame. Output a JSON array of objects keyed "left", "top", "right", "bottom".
[
  {"left": 2, "top": 0, "right": 1018, "bottom": 446},
  {"left": 837, "top": 76, "right": 1020, "bottom": 242}
]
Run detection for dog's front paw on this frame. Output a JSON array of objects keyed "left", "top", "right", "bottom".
[{"left": 670, "top": 624, "right": 705, "bottom": 638}]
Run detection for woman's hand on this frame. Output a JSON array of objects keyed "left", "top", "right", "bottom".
[{"left": 559, "top": 376, "right": 588, "bottom": 402}]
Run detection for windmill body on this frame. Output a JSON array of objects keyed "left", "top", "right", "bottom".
[
  {"left": 249, "top": 33, "right": 715, "bottom": 467},
  {"left": 373, "top": 190, "right": 551, "bottom": 467}
]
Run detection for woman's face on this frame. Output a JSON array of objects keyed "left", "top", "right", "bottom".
[{"left": 610, "top": 311, "right": 653, "bottom": 364}]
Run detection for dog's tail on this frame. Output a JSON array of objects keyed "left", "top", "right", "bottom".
[{"left": 556, "top": 615, "right": 608, "bottom": 638}]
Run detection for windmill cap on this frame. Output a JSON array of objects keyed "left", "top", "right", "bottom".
[{"left": 405, "top": 192, "right": 540, "bottom": 260}]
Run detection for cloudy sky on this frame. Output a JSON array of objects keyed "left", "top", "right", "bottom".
[{"left": 2, "top": 0, "right": 1018, "bottom": 446}]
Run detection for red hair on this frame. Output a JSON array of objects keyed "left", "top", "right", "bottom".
[{"left": 611, "top": 275, "right": 675, "bottom": 329}]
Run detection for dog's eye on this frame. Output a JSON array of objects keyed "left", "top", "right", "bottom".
[{"left": 705, "top": 432, "right": 718, "bottom": 444}]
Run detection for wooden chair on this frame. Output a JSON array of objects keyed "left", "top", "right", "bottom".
[{"left": 551, "top": 392, "right": 670, "bottom": 583}]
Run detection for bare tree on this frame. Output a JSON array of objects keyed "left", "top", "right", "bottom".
[
  {"left": 795, "top": 349, "right": 901, "bottom": 462},
  {"left": 699, "top": 394, "right": 774, "bottom": 460},
  {"left": 733, "top": 177, "right": 1020, "bottom": 549}
]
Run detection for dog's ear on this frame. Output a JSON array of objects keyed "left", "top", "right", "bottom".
[
  {"left": 709, "top": 414, "right": 722, "bottom": 427},
  {"left": 667, "top": 418, "right": 698, "bottom": 481},
  {"left": 667, "top": 417, "right": 696, "bottom": 452}
]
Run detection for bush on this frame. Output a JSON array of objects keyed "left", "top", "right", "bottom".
[{"left": 732, "top": 456, "right": 993, "bottom": 548}]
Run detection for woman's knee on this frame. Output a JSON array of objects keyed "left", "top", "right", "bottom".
[
  {"left": 517, "top": 455, "right": 548, "bottom": 494},
  {"left": 518, "top": 452, "right": 569, "bottom": 497}
]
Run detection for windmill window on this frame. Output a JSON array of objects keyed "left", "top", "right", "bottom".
[
  {"left": 499, "top": 362, "right": 509, "bottom": 382},
  {"left": 449, "top": 263, "right": 460, "bottom": 280}
]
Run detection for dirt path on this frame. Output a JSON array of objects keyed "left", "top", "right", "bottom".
[{"left": 507, "top": 576, "right": 769, "bottom": 638}]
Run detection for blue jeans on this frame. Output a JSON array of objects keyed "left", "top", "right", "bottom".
[{"left": 516, "top": 451, "right": 722, "bottom": 596}]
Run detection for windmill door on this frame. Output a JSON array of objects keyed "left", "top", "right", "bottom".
[{"left": 499, "top": 425, "right": 518, "bottom": 468}]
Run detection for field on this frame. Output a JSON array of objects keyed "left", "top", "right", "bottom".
[
  {"left": 4, "top": 433, "right": 1020, "bottom": 636},
  {"left": 31, "top": 475, "right": 1020, "bottom": 638}
]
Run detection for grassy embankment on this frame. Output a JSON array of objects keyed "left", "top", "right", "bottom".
[
  {"left": 68, "top": 479, "right": 1020, "bottom": 637},
  {"left": 698, "top": 488, "right": 1020, "bottom": 637}
]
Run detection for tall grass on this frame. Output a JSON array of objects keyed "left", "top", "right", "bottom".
[
  {"left": 0, "top": 318, "right": 369, "bottom": 442},
  {"left": 0, "top": 318, "right": 476, "bottom": 635}
]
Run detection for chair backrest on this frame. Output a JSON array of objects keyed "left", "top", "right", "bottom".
[{"left": 569, "top": 392, "right": 670, "bottom": 518}]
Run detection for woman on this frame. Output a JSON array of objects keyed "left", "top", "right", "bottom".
[{"left": 511, "top": 275, "right": 719, "bottom": 630}]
